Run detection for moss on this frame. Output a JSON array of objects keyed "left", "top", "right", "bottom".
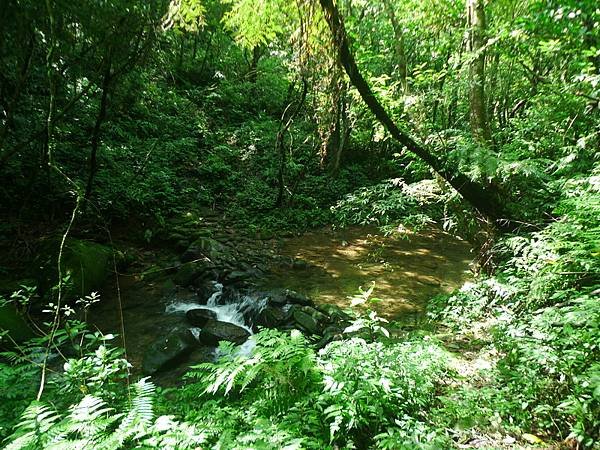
[
  {"left": 0, "top": 304, "right": 33, "bottom": 343},
  {"left": 36, "top": 238, "right": 113, "bottom": 299}
]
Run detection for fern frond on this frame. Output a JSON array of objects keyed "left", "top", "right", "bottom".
[
  {"left": 4, "top": 401, "right": 60, "bottom": 450},
  {"left": 96, "top": 377, "right": 156, "bottom": 449}
]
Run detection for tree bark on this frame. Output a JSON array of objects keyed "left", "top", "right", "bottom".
[
  {"left": 275, "top": 78, "right": 308, "bottom": 207},
  {"left": 466, "top": 0, "right": 491, "bottom": 143},
  {"left": 248, "top": 45, "right": 262, "bottom": 83},
  {"left": 318, "top": 0, "right": 513, "bottom": 228},
  {"left": 382, "top": 0, "right": 407, "bottom": 92},
  {"left": 85, "top": 57, "right": 112, "bottom": 199}
]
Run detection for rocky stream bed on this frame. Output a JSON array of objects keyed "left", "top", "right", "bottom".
[{"left": 89, "top": 221, "right": 474, "bottom": 384}]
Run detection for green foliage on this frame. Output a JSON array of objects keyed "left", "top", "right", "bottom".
[
  {"left": 317, "top": 338, "right": 451, "bottom": 446},
  {"left": 187, "top": 329, "right": 319, "bottom": 414},
  {"left": 160, "top": 325, "right": 453, "bottom": 449},
  {"left": 428, "top": 165, "right": 600, "bottom": 446},
  {"left": 0, "top": 0, "right": 599, "bottom": 448},
  {"left": 331, "top": 178, "right": 443, "bottom": 229},
  {"left": 4, "top": 378, "right": 206, "bottom": 450}
]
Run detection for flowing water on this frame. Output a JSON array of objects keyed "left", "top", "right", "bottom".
[{"left": 164, "top": 283, "right": 257, "bottom": 334}]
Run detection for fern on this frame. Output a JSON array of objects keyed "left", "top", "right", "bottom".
[
  {"left": 2, "top": 376, "right": 207, "bottom": 450},
  {"left": 187, "top": 329, "right": 321, "bottom": 414},
  {"left": 4, "top": 402, "right": 60, "bottom": 450}
]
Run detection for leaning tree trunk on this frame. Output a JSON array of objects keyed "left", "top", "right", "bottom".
[
  {"left": 318, "top": 0, "right": 514, "bottom": 229},
  {"left": 466, "top": 0, "right": 492, "bottom": 143}
]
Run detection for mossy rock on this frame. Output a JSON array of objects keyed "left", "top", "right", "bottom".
[
  {"left": 181, "top": 237, "right": 228, "bottom": 263},
  {"left": 173, "top": 260, "right": 215, "bottom": 286},
  {"left": 36, "top": 238, "right": 113, "bottom": 299},
  {"left": 293, "top": 309, "right": 321, "bottom": 335},
  {"left": 0, "top": 304, "right": 34, "bottom": 343}
]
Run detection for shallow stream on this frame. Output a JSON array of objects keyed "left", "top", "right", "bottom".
[
  {"left": 263, "top": 226, "right": 474, "bottom": 320},
  {"left": 90, "top": 225, "right": 474, "bottom": 378}
]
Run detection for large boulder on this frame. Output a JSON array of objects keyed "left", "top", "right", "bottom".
[
  {"left": 198, "top": 320, "right": 250, "bottom": 346},
  {"left": 186, "top": 308, "right": 217, "bottom": 327},
  {"left": 36, "top": 238, "right": 113, "bottom": 299},
  {"left": 142, "top": 328, "right": 197, "bottom": 375},
  {"left": 0, "top": 304, "right": 34, "bottom": 343},
  {"left": 181, "top": 237, "right": 228, "bottom": 263}
]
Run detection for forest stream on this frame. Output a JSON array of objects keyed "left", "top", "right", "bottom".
[{"left": 89, "top": 225, "right": 474, "bottom": 382}]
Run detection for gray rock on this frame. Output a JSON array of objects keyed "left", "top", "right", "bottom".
[
  {"left": 316, "top": 304, "right": 352, "bottom": 323},
  {"left": 194, "top": 279, "right": 221, "bottom": 303},
  {"left": 181, "top": 237, "right": 228, "bottom": 263},
  {"left": 224, "top": 270, "right": 251, "bottom": 285},
  {"left": 315, "top": 326, "right": 344, "bottom": 350},
  {"left": 174, "top": 260, "right": 214, "bottom": 286},
  {"left": 292, "top": 259, "right": 309, "bottom": 270},
  {"left": 198, "top": 320, "right": 250, "bottom": 346},
  {"left": 254, "top": 306, "right": 288, "bottom": 329},
  {"left": 142, "top": 328, "right": 197, "bottom": 375},
  {"left": 265, "top": 289, "right": 314, "bottom": 307},
  {"left": 300, "top": 305, "right": 329, "bottom": 324},
  {"left": 186, "top": 308, "right": 218, "bottom": 327}
]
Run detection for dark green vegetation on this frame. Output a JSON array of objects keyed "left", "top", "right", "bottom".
[{"left": 0, "top": 0, "right": 599, "bottom": 448}]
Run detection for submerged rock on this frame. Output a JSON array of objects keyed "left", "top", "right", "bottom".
[
  {"left": 186, "top": 308, "right": 218, "bottom": 327},
  {"left": 142, "top": 328, "right": 197, "bottom": 375},
  {"left": 198, "top": 320, "right": 250, "bottom": 346}
]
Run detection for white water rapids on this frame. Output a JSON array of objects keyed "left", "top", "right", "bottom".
[{"left": 164, "top": 283, "right": 268, "bottom": 357}]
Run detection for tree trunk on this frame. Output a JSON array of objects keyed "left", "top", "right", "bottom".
[
  {"left": 248, "top": 45, "right": 262, "bottom": 83},
  {"left": 275, "top": 78, "right": 308, "bottom": 207},
  {"left": 85, "top": 58, "right": 112, "bottom": 199},
  {"left": 466, "top": 0, "right": 491, "bottom": 143},
  {"left": 331, "top": 81, "right": 351, "bottom": 173},
  {"left": 318, "top": 0, "right": 513, "bottom": 228},
  {"left": 382, "top": 0, "right": 407, "bottom": 92}
]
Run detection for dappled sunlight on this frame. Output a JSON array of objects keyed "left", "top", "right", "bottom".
[{"left": 262, "top": 226, "right": 474, "bottom": 320}]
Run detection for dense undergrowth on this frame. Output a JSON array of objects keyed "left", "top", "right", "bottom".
[
  {"left": 1, "top": 0, "right": 599, "bottom": 448},
  {"left": 1, "top": 166, "right": 598, "bottom": 448}
]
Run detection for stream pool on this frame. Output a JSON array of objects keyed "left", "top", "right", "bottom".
[{"left": 262, "top": 225, "right": 474, "bottom": 320}]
